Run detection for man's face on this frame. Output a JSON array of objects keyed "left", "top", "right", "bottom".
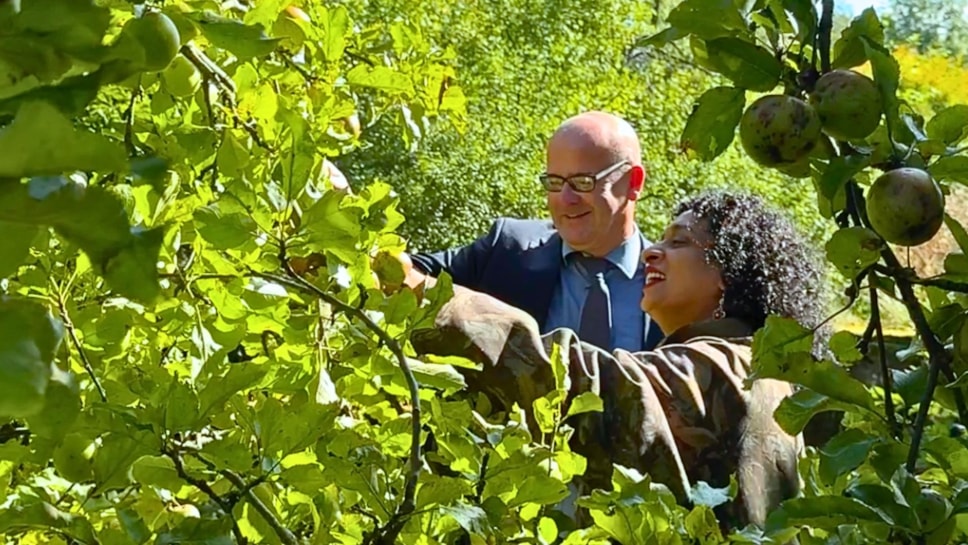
[{"left": 545, "top": 139, "right": 641, "bottom": 256}]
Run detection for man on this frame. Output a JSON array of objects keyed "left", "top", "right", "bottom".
[{"left": 406, "top": 111, "right": 662, "bottom": 352}]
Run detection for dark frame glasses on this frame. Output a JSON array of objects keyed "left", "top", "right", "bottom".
[{"left": 538, "top": 160, "right": 631, "bottom": 192}]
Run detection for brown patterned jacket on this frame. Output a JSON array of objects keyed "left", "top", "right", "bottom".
[{"left": 411, "top": 286, "right": 802, "bottom": 528}]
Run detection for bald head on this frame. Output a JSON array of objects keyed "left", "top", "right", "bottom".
[
  {"left": 549, "top": 111, "right": 642, "bottom": 165},
  {"left": 544, "top": 111, "right": 647, "bottom": 257}
]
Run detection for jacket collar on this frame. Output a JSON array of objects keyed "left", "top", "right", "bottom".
[{"left": 659, "top": 317, "right": 755, "bottom": 347}]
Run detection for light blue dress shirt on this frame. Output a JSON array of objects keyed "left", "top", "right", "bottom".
[{"left": 543, "top": 233, "right": 646, "bottom": 351}]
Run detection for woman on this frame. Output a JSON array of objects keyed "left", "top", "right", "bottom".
[
  {"left": 412, "top": 191, "right": 824, "bottom": 529},
  {"left": 559, "top": 190, "right": 825, "bottom": 529}
]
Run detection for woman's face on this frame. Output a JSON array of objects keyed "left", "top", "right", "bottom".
[{"left": 640, "top": 210, "right": 725, "bottom": 334}]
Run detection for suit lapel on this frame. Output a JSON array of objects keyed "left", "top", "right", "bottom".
[{"left": 515, "top": 232, "right": 563, "bottom": 327}]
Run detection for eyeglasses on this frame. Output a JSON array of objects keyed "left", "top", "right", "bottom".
[{"left": 539, "top": 160, "right": 631, "bottom": 193}]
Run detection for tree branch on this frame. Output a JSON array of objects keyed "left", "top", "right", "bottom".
[
  {"left": 255, "top": 256, "right": 422, "bottom": 541},
  {"left": 819, "top": 0, "right": 834, "bottom": 73},
  {"left": 56, "top": 297, "right": 107, "bottom": 403},
  {"left": 869, "top": 272, "right": 901, "bottom": 439},
  {"left": 845, "top": 182, "right": 966, "bottom": 469},
  {"left": 164, "top": 446, "right": 248, "bottom": 545},
  {"left": 180, "top": 44, "right": 272, "bottom": 152},
  {"left": 122, "top": 77, "right": 142, "bottom": 156},
  {"left": 221, "top": 469, "right": 298, "bottom": 545}
]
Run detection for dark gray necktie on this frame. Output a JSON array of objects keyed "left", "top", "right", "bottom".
[{"left": 577, "top": 256, "right": 612, "bottom": 350}]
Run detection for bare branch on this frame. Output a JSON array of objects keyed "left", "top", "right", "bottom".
[
  {"left": 164, "top": 446, "right": 248, "bottom": 545},
  {"left": 221, "top": 469, "right": 298, "bottom": 545},
  {"left": 819, "top": 0, "right": 834, "bottom": 73},
  {"left": 869, "top": 272, "right": 901, "bottom": 439}
]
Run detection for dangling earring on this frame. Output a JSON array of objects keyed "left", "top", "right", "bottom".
[{"left": 713, "top": 296, "right": 726, "bottom": 320}]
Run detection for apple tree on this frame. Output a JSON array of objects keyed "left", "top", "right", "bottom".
[{"left": 644, "top": 0, "right": 968, "bottom": 542}]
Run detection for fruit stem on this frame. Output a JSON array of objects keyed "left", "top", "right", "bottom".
[{"left": 819, "top": 0, "right": 834, "bottom": 73}]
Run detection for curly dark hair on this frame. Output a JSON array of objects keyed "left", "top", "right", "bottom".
[{"left": 673, "top": 191, "right": 825, "bottom": 331}]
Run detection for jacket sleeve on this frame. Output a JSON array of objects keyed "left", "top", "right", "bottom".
[
  {"left": 409, "top": 218, "right": 504, "bottom": 289},
  {"left": 607, "top": 339, "right": 802, "bottom": 528}
]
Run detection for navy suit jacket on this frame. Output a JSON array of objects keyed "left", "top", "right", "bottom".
[{"left": 410, "top": 217, "right": 664, "bottom": 351}]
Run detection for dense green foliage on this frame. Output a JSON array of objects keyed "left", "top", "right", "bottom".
[
  {"left": 3, "top": 0, "right": 968, "bottom": 544},
  {"left": 336, "top": 0, "right": 826, "bottom": 251}
]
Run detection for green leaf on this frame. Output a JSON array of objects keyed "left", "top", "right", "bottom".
[
  {"left": 782, "top": 0, "right": 817, "bottom": 42},
  {"left": 825, "top": 227, "right": 882, "bottom": 279},
  {"left": 666, "top": 0, "right": 749, "bottom": 41},
  {"left": 0, "top": 220, "right": 37, "bottom": 277},
  {"left": 946, "top": 214, "right": 968, "bottom": 255},
  {"left": 703, "top": 38, "right": 781, "bottom": 92},
  {"left": 194, "top": 205, "right": 256, "bottom": 250},
  {"left": 819, "top": 155, "right": 871, "bottom": 199},
  {"left": 197, "top": 12, "right": 281, "bottom": 59},
  {"left": 819, "top": 428, "right": 876, "bottom": 485},
  {"left": 102, "top": 226, "right": 164, "bottom": 304},
  {"left": 832, "top": 8, "right": 884, "bottom": 69},
  {"left": 680, "top": 86, "right": 745, "bottom": 160},
  {"left": 131, "top": 455, "right": 183, "bottom": 491},
  {"left": 773, "top": 389, "right": 851, "bottom": 435},
  {"left": 765, "top": 496, "right": 888, "bottom": 532},
  {"left": 301, "top": 190, "right": 362, "bottom": 262},
  {"left": 440, "top": 503, "right": 490, "bottom": 534},
  {"left": 861, "top": 37, "right": 901, "bottom": 144},
  {"left": 0, "top": 177, "right": 162, "bottom": 302},
  {"left": 565, "top": 392, "right": 603, "bottom": 419},
  {"left": 752, "top": 317, "right": 875, "bottom": 411},
  {"left": 0, "top": 101, "right": 126, "bottom": 177},
  {"left": 846, "top": 483, "right": 913, "bottom": 527},
  {"left": 24, "top": 364, "right": 79, "bottom": 438},
  {"left": 93, "top": 430, "right": 159, "bottom": 491},
  {"left": 346, "top": 65, "right": 413, "bottom": 95},
  {"left": 408, "top": 359, "right": 466, "bottom": 392},
  {"left": 319, "top": 6, "right": 349, "bottom": 62},
  {"left": 930, "top": 156, "right": 968, "bottom": 184},
  {"left": 829, "top": 330, "right": 863, "bottom": 363},
  {"left": 926, "top": 105, "right": 968, "bottom": 145},
  {"left": 690, "top": 481, "right": 731, "bottom": 508},
  {"left": 0, "top": 298, "right": 62, "bottom": 418},
  {"left": 0, "top": 500, "right": 98, "bottom": 543},
  {"left": 636, "top": 27, "right": 688, "bottom": 49}
]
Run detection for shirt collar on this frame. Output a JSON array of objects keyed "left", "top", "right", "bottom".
[{"left": 561, "top": 230, "right": 642, "bottom": 279}]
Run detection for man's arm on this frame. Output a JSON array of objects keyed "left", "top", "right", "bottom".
[{"left": 404, "top": 219, "right": 506, "bottom": 290}]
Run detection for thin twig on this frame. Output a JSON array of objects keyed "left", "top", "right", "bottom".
[
  {"left": 165, "top": 447, "right": 248, "bottom": 545},
  {"left": 181, "top": 44, "right": 272, "bottom": 151},
  {"left": 221, "top": 469, "right": 298, "bottom": 545},
  {"left": 819, "top": 0, "right": 834, "bottom": 73},
  {"left": 869, "top": 272, "right": 901, "bottom": 439},
  {"left": 56, "top": 297, "right": 107, "bottom": 403},
  {"left": 123, "top": 76, "right": 142, "bottom": 156}
]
